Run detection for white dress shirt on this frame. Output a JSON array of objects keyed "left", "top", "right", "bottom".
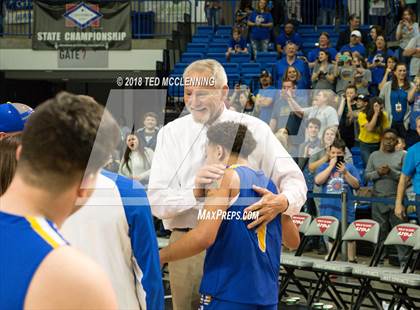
[{"left": 148, "top": 107, "right": 307, "bottom": 230}]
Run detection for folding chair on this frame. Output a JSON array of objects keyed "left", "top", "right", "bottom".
[
  {"left": 378, "top": 224, "right": 420, "bottom": 310},
  {"left": 309, "top": 219, "right": 381, "bottom": 310},
  {"left": 352, "top": 223, "right": 420, "bottom": 310},
  {"left": 280, "top": 216, "right": 340, "bottom": 303}
]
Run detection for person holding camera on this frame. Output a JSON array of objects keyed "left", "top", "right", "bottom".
[
  {"left": 312, "top": 49, "right": 335, "bottom": 90},
  {"left": 368, "top": 35, "right": 395, "bottom": 96},
  {"left": 335, "top": 51, "right": 354, "bottom": 95},
  {"left": 315, "top": 138, "right": 360, "bottom": 262},
  {"left": 378, "top": 56, "right": 398, "bottom": 91},
  {"left": 365, "top": 128, "right": 409, "bottom": 266},
  {"left": 228, "top": 83, "right": 257, "bottom": 116},
  {"left": 358, "top": 97, "right": 390, "bottom": 167},
  {"left": 396, "top": 7, "right": 418, "bottom": 62},
  {"left": 403, "top": 34, "right": 420, "bottom": 80},
  {"left": 352, "top": 54, "right": 371, "bottom": 96}
]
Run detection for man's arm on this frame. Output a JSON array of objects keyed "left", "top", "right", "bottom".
[
  {"left": 24, "top": 247, "right": 118, "bottom": 309},
  {"left": 160, "top": 169, "right": 238, "bottom": 264},
  {"left": 281, "top": 215, "right": 300, "bottom": 250},
  {"left": 148, "top": 125, "right": 200, "bottom": 219},
  {"left": 315, "top": 163, "right": 334, "bottom": 186},
  {"left": 395, "top": 174, "right": 409, "bottom": 220}
]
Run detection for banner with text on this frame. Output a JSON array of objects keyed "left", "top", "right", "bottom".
[{"left": 33, "top": 0, "right": 131, "bottom": 50}]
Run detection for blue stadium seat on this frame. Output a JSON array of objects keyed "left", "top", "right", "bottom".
[
  {"left": 208, "top": 43, "right": 228, "bottom": 53},
  {"left": 212, "top": 35, "right": 231, "bottom": 43},
  {"left": 181, "top": 53, "right": 204, "bottom": 63},
  {"left": 215, "top": 25, "right": 232, "bottom": 36},
  {"left": 187, "top": 43, "right": 208, "bottom": 53},
  {"left": 230, "top": 53, "right": 251, "bottom": 63},
  {"left": 227, "top": 74, "right": 241, "bottom": 88},
  {"left": 167, "top": 74, "right": 184, "bottom": 97},
  {"left": 255, "top": 52, "right": 278, "bottom": 64},
  {"left": 240, "top": 63, "right": 261, "bottom": 75},
  {"left": 196, "top": 26, "right": 214, "bottom": 36},
  {"left": 173, "top": 63, "right": 188, "bottom": 74},
  {"left": 207, "top": 53, "right": 226, "bottom": 63},
  {"left": 222, "top": 63, "right": 239, "bottom": 75},
  {"left": 192, "top": 35, "right": 212, "bottom": 43}
]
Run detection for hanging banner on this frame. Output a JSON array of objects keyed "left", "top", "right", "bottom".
[{"left": 33, "top": 0, "right": 131, "bottom": 50}]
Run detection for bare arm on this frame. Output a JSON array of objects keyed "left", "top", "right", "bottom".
[
  {"left": 343, "top": 170, "right": 360, "bottom": 189},
  {"left": 269, "top": 118, "right": 277, "bottom": 132},
  {"left": 396, "top": 23, "right": 403, "bottom": 41},
  {"left": 315, "top": 162, "right": 335, "bottom": 185},
  {"left": 287, "top": 96, "right": 304, "bottom": 118},
  {"left": 408, "top": 85, "right": 417, "bottom": 102},
  {"left": 281, "top": 215, "right": 300, "bottom": 250},
  {"left": 364, "top": 111, "right": 380, "bottom": 132},
  {"left": 308, "top": 152, "right": 328, "bottom": 173},
  {"left": 395, "top": 174, "right": 409, "bottom": 219}
]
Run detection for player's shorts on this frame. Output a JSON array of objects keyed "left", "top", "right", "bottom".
[{"left": 199, "top": 295, "right": 277, "bottom": 310}]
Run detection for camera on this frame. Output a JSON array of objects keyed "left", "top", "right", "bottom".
[
  {"left": 318, "top": 71, "right": 326, "bottom": 79},
  {"left": 338, "top": 54, "right": 350, "bottom": 66},
  {"left": 336, "top": 156, "right": 345, "bottom": 167}
]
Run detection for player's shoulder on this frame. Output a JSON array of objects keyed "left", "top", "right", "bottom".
[{"left": 25, "top": 246, "right": 117, "bottom": 309}]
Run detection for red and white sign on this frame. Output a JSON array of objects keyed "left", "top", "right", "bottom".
[
  {"left": 397, "top": 226, "right": 418, "bottom": 242},
  {"left": 354, "top": 222, "right": 375, "bottom": 237},
  {"left": 316, "top": 218, "right": 335, "bottom": 233},
  {"left": 292, "top": 214, "right": 309, "bottom": 228}
]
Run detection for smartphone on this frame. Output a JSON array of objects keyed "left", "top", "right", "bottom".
[{"left": 336, "top": 156, "right": 345, "bottom": 167}]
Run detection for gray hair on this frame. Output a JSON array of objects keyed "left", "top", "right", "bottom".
[{"left": 183, "top": 59, "right": 228, "bottom": 89}]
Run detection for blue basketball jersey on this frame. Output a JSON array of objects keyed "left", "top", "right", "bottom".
[
  {"left": 0, "top": 211, "right": 68, "bottom": 309},
  {"left": 199, "top": 165, "right": 282, "bottom": 306}
]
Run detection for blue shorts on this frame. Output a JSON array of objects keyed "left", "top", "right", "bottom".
[{"left": 199, "top": 295, "right": 277, "bottom": 310}]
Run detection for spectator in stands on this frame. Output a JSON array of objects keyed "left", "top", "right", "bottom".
[
  {"left": 395, "top": 116, "right": 420, "bottom": 222},
  {"left": 396, "top": 136, "right": 407, "bottom": 152},
  {"left": 378, "top": 56, "right": 398, "bottom": 91},
  {"left": 300, "top": 118, "right": 322, "bottom": 158},
  {"left": 234, "top": 0, "right": 254, "bottom": 33},
  {"left": 226, "top": 28, "right": 248, "bottom": 61},
  {"left": 281, "top": 66, "right": 306, "bottom": 89},
  {"left": 136, "top": 112, "right": 159, "bottom": 151},
  {"left": 119, "top": 133, "right": 154, "bottom": 185},
  {"left": 0, "top": 134, "right": 21, "bottom": 195},
  {"left": 275, "top": 42, "right": 310, "bottom": 89},
  {"left": 352, "top": 53, "right": 371, "bottom": 95},
  {"left": 366, "top": 25, "right": 383, "bottom": 56},
  {"left": 353, "top": 94, "right": 370, "bottom": 146},
  {"left": 255, "top": 69, "right": 276, "bottom": 124},
  {"left": 275, "top": 127, "right": 296, "bottom": 155},
  {"left": 317, "top": 0, "right": 336, "bottom": 25},
  {"left": 365, "top": 128, "right": 409, "bottom": 266},
  {"left": 270, "top": 79, "right": 297, "bottom": 132},
  {"left": 287, "top": 89, "right": 339, "bottom": 138},
  {"left": 396, "top": 7, "right": 419, "bottom": 62},
  {"left": 275, "top": 21, "right": 303, "bottom": 56},
  {"left": 336, "top": 14, "right": 368, "bottom": 51},
  {"left": 205, "top": 1, "right": 222, "bottom": 28},
  {"left": 368, "top": 35, "right": 394, "bottom": 96},
  {"left": 339, "top": 30, "right": 367, "bottom": 58},
  {"left": 315, "top": 138, "right": 360, "bottom": 262},
  {"left": 337, "top": 85, "right": 358, "bottom": 149},
  {"left": 335, "top": 51, "right": 354, "bottom": 95},
  {"left": 247, "top": 0, "right": 273, "bottom": 58},
  {"left": 406, "top": 76, "right": 420, "bottom": 146},
  {"left": 311, "top": 50, "right": 335, "bottom": 90},
  {"left": 229, "top": 84, "right": 257, "bottom": 116},
  {"left": 403, "top": 34, "right": 420, "bottom": 80},
  {"left": 307, "top": 32, "right": 338, "bottom": 69},
  {"left": 380, "top": 63, "right": 415, "bottom": 138},
  {"left": 358, "top": 97, "right": 390, "bottom": 167}
]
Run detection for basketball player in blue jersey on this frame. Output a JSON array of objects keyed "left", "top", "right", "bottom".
[
  {"left": 0, "top": 92, "right": 121, "bottom": 309},
  {"left": 160, "top": 121, "right": 300, "bottom": 310}
]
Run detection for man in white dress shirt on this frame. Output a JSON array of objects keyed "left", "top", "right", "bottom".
[{"left": 148, "top": 59, "right": 307, "bottom": 310}]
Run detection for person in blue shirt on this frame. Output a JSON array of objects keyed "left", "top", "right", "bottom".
[
  {"left": 318, "top": 0, "right": 336, "bottom": 25},
  {"left": 367, "top": 35, "right": 394, "bottom": 96},
  {"left": 407, "top": 77, "right": 420, "bottom": 147},
  {"left": 225, "top": 27, "right": 248, "bottom": 61},
  {"left": 315, "top": 138, "right": 361, "bottom": 262},
  {"left": 255, "top": 69, "right": 277, "bottom": 124},
  {"left": 339, "top": 30, "right": 367, "bottom": 58},
  {"left": 307, "top": 32, "right": 338, "bottom": 69},
  {"left": 275, "top": 21, "right": 302, "bottom": 56},
  {"left": 247, "top": 0, "right": 273, "bottom": 59},
  {"left": 275, "top": 42, "right": 310, "bottom": 89},
  {"left": 395, "top": 115, "right": 420, "bottom": 222},
  {"left": 159, "top": 121, "right": 300, "bottom": 310}
]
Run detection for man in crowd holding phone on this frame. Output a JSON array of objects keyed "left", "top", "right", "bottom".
[{"left": 365, "top": 128, "right": 409, "bottom": 266}]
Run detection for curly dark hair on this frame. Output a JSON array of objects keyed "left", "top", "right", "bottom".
[{"left": 207, "top": 121, "right": 257, "bottom": 157}]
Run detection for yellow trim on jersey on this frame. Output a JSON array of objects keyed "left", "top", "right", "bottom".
[
  {"left": 227, "top": 164, "right": 245, "bottom": 169},
  {"left": 257, "top": 224, "right": 267, "bottom": 252},
  {"left": 25, "top": 216, "right": 60, "bottom": 249}
]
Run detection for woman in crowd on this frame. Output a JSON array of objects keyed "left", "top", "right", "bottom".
[
  {"left": 275, "top": 127, "right": 296, "bottom": 156},
  {"left": 396, "top": 7, "right": 419, "bottom": 62},
  {"left": 119, "top": 133, "right": 154, "bottom": 185},
  {"left": 311, "top": 49, "right": 335, "bottom": 90},
  {"left": 352, "top": 53, "right": 371, "bottom": 96},
  {"left": 335, "top": 51, "right": 354, "bottom": 95},
  {"left": 247, "top": 0, "right": 273, "bottom": 58},
  {"left": 229, "top": 85, "right": 257, "bottom": 116},
  {"left": 337, "top": 84, "right": 358, "bottom": 149},
  {"left": 380, "top": 62, "right": 415, "bottom": 138},
  {"left": 234, "top": 0, "right": 253, "bottom": 34},
  {"left": 366, "top": 25, "right": 382, "bottom": 56},
  {"left": 0, "top": 134, "right": 21, "bottom": 195},
  {"left": 281, "top": 66, "right": 306, "bottom": 89},
  {"left": 307, "top": 32, "right": 338, "bottom": 69},
  {"left": 368, "top": 35, "right": 394, "bottom": 96},
  {"left": 378, "top": 56, "right": 398, "bottom": 91},
  {"left": 357, "top": 97, "right": 390, "bottom": 167}
]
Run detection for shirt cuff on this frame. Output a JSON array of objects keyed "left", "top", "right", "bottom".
[{"left": 281, "top": 191, "right": 303, "bottom": 217}]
